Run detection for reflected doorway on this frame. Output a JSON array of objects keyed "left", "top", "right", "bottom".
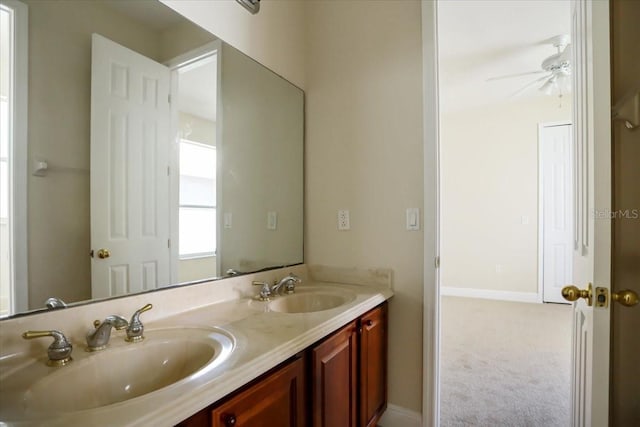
[{"left": 169, "top": 46, "right": 220, "bottom": 284}]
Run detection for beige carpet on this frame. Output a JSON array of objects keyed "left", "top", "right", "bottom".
[{"left": 440, "top": 296, "right": 572, "bottom": 427}]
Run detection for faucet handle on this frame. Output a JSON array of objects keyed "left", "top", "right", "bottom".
[
  {"left": 252, "top": 281, "right": 272, "bottom": 301},
  {"left": 282, "top": 273, "right": 301, "bottom": 294},
  {"left": 288, "top": 273, "right": 302, "bottom": 284},
  {"left": 22, "top": 330, "right": 73, "bottom": 366},
  {"left": 126, "top": 303, "right": 153, "bottom": 343},
  {"left": 44, "top": 297, "right": 67, "bottom": 310}
]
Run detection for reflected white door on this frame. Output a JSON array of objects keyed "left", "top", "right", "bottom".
[
  {"left": 567, "top": 1, "right": 611, "bottom": 425},
  {"left": 90, "top": 34, "right": 171, "bottom": 298},
  {"left": 541, "top": 123, "right": 573, "bottom": 304}
]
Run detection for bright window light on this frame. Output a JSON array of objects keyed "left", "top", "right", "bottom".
[{"left": 178, "top": 140, "right": 216, "bottom": 258}]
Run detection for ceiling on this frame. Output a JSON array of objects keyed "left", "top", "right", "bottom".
[
  {"left": 102, "top": 0, "right": 186, "bottom": 32},
  {"left": 437, "top": 0, "right": 571, "bottom": 112},
  {"left": 178, "top": 55, "right": 218, "bottom": 121}
]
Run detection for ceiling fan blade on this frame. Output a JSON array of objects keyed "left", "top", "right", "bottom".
[
  {"left": 560, "top": 43, "right": 572, "bottom": 62},
  {"left": 509, "top": 74, "right": 553, "bottom": 98},
  {"left": 486, "top": 70, "right": 547, "bottom": 82}
]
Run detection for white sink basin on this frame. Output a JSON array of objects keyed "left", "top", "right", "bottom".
[
  {"left": 266, "top": 286, "right": 356, "bottom": 313},
  {"left": 0, "top": 327, "right": 234, "bottom": 417}
]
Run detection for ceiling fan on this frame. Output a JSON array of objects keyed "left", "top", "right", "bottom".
[{"left": 487, "top": 34, "right": 572, "bottom": 98}]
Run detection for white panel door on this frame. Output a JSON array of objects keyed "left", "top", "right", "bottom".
[
  {"left": 567, "top": 1, "right": 611, "bottom": 425},
  {"left": 90, "top": 34, "right": 171, "bottom": 298},
  {"left": 541, "top": 124, "right": 573, "bottom": 304}
]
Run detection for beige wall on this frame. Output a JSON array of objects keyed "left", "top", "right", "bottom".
[
  {"left": 179, "top": 112, "right": 217, "bottom": 147},
  {"left": 304, "top": 0, "right": 424, "bottom": 413},
  {"left": 611, "top": 0, "right": 640, "bottom": 423},
  {"left": 178, "top": 256, "right": 217, "bottom": 284},
  {"left": 159, "top": 20, "right": 217, "bottom": 63},
  {"left": 440, "top": 96, "right": 571, "bottom": 294},
  {"left": 171, "top": 0, "right": 424, "bottom": 413},
  {"left": 162, "top": 0, "right": 306, "bottom": 89},
  {"left": 219, "top": 43, "right": 304, "bottom": 274}
]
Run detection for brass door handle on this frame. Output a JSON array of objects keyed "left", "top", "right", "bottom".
[
  {"left": 97, "top": 249, "right": 110, "bottom": 259},
  {"left": 562, "top": 283, "right": 593, "bottom": 306},
  {"left": 562, "top": 284, "right": 638, "bottom": 308},
  {"left": 612, "top": 289, "right": 639, "bottom": 307}
]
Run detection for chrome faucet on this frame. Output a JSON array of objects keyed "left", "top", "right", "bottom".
[
  {"left": 125, "top": 303, "right": 153, "bottom": 342},
  {"left": 45, "top": 297, "right": 67, "bottom": 310},
  {"left": 86, "top": 315, "right": 128, "bottom": 351},
  {"left": 226, "top": 268, "right": 241, "bottom": 276},
  {"left": 272, "top": 273, "right": 301, "bottom": 295},
  {"left": 252, "top": 281, "right": 273, "bottom": 301},
  {"left": 253, "top": 274, "right": 301, "bottom": 301},
  {"left": 22, "top": 330, "right": 73, "bottom": 366}
]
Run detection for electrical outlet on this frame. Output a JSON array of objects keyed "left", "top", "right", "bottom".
[
  {"left": 495, "top": 264, "right": 503, "bottom": 274},
  {"left": 338, "top": 210, "right": 350, "bottom": 230}
]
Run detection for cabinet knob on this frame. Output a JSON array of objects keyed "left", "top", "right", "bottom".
[
  {"left": 365, "top": 319, "right": 373, "bottom": 327},
  {"left": 222, "top": 413, "right": 236, "bottom": 426}
]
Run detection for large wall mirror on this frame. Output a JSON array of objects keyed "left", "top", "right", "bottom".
[{"left": 0, "top": 0, "right": 304, "bottom": 318}]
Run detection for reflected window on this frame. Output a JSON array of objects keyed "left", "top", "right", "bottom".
[
  {"left": 179, "top": 139, "right": 216, "bottom": 258},
  {"left": 1, "top": 0, "right": 27, "bottom": 317}
]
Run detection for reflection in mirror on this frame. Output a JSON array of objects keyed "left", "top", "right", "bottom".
[{"left": 0, "top": 0, "right": 303, "bottom": 318}]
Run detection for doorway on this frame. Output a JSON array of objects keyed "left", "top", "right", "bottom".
[
  {"left": 435, "top": 1, "right": 573, "bottom": 424},
  {"left": 539, "top": 122, "right": 573, "bottom": 304},
  {"left": 167, "top": 44, "right": 220, "bottom": 285}
]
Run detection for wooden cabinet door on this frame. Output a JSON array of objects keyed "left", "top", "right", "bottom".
[
  {"left": 359, "top": 304, "right": 387, "bottom": 427},
  {"left": 210, "top": 356, "right": 306, "bottom": 427},
  {"left": 311, "top": 320, "right": 358, "bottom": 427}
]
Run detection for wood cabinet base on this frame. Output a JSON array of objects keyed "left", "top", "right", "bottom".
[{"left": 176, "top": 302, "right": 388, "bottom": 427}]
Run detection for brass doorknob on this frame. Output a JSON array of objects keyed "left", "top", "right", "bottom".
[
  {"left": 97, "top": 249, "right": 110, "bottom": 259},
  {"left": 612, "top": 289, "right": 639, "bottom": 307},
  {"left": 561, "top": 283, "right": 593, "bottom": 306}
]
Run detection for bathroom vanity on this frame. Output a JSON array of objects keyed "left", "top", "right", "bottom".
[
  {"left": 0, "top": 266, "right": 393, "bottom": 426},
  {"left": 179, "top": 302, "right": 387, "bottom": 427}
]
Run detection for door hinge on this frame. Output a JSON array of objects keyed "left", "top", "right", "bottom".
[
  {"left": 168, "top": 94, "right": 172, "bottom": 104},
  {"left": 167, "top": 166, "right": 170, "bottom": 176},
  {"left": 168, "top": 239, "right": 171, "bottom": 248},
  {"left": 435, "top": 256, "right": 440, "bottom": 268}
]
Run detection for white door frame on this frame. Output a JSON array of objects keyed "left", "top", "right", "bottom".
[
  {"left": 165, "top": 40, "right": 221, "bottom": 284},
  {"left": 421, "top": 2, "right": 440, "bottom": 426},
  {"left": 0, "top": 0, "right": 29, "bottom": 314},
  {"left": 538, "top": 120, "right": 573, "bottom": 304}
]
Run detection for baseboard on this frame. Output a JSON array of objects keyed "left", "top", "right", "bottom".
[
  {"left": 378, "top": 404, "right": 422, "bottom": 427},
  {"left": 440, "top": 286, "right": 540, "bottom": 303}
]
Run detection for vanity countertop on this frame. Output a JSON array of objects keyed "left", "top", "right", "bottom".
[{"left": 0, "top": 279, "right": 393, "bottom": 426}]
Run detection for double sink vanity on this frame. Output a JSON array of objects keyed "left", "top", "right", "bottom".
[{"left": 0, "top": 266, "right": 393, "bottom": 426}]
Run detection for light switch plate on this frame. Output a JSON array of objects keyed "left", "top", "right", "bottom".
[
  {"left": 406, "top": 208, "right": 420, "bottom": 230},
  {"left": 224, "top": 212, "right": 232, "bottom": 229},
  {"left": 267, "top": 211, "right": 277, "bottom": 230}
]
